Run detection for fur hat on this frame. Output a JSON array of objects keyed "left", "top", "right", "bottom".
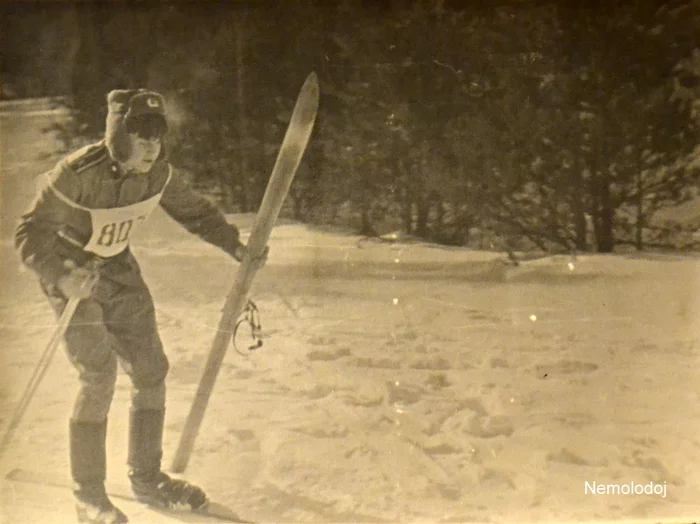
[{"left": 105, "top": 89, "right": 168, "bottom": 163}]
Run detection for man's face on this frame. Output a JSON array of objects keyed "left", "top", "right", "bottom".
[{"left": 121, "top": 133, "right": 162, "bottom": 174}]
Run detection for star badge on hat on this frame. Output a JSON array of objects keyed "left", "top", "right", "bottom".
[{"left": 124, "top": 91, "right": 166, "bottom": 120}]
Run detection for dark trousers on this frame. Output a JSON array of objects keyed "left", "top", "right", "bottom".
[{"left": 43, "top": 269, "right": 169, "bottom": 422}]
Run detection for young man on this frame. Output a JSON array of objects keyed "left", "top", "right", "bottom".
[{"left": 15, "top": 89, "right": 266, "bottom": 523}]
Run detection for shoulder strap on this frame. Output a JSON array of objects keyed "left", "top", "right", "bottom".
[{"left": 65, "top": 143, "right": 108, "bottom": 174}]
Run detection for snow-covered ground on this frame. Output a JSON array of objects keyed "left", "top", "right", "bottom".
[{"left": 1, "top": 103, "right": 699, "bottom": 524}]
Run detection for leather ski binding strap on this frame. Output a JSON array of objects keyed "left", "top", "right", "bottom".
[{"left": 233, "top": 299, "right": 263, "bottom": 355}]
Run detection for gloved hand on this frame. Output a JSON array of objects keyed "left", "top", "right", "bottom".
[
  {"left": 56, "top": 260, "right": 99, "bottom": 299},
  {"left": 234, "top": 243, "right": 269, "bottom": 270}
]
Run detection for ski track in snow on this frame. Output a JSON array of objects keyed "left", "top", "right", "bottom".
[{"left": 2, "top": 105, "right": 700, "bottom": 524}]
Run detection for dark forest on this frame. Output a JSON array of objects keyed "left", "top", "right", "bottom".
[{"left": 3, "top": 0, "right": 699, "bottom": 252}]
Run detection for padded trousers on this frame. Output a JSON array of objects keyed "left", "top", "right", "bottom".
[{"left": 42, "top": 269, "right": 169, "bottom": 422}]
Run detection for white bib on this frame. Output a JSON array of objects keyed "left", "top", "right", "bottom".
[
  {"left": 48, "top": 170, "right": 170, "bottom": 257},
  {"left": 82, "top": 192, "right": 163, "bottom": 257}
]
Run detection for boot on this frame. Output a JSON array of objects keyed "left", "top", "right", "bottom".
[
  {"left": 127, "top": 409, "right": 207, "bottom": 510},
  {"left": 70, "top": 419, "right": 128, "bottom": 524}
]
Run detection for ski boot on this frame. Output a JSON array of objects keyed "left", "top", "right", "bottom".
[
  {"left": 70, "top": 419, "right": 128, "bottom": 523},
  {"left": 75, "top": 484, "right": 128, "bottom": 523},
  {"left": 127, "top": 409, "right": 207, "bottom": 511},
  {"left": 129, "top": 470, "right": 207, "bottom": 510}
]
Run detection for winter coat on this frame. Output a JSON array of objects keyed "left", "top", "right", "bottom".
[{"left": 15, "top": 141, "right": 242, "bottom": 287}]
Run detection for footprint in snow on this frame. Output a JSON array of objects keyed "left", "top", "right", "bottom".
[
  {"left": 554, "top": 411, "right": 595, "bottom": 429},
  {"left": 306, "top": 347, "right": 351, "bottom": 361},
  {"left": 622, "top": 450, "right": 685, "bottom": 486},
  {"left": 546, "top": 447, "right": 608, "bottom": 467},
  {"left": 306, "top": 334, "right": 337, "bottom": 346},
  {"left": 536, "top": 359, "right": 598, "bottom": 378},
  {"left": 425, "top": 373, "right": 450, "bottom": 390},
  {"left": 466, "top": 414, "right": 514, "bottom": 438},
  {"left": 409, "top": 356, "right": 452, "bottom": 370},
  {"left": 460, "top": 397, "right": 488, "bottom": 416},
  {"left": 304, "top": 384, "right": 336, "bottom": 399},
  {"left": 489, "top": 357, "right": 509, "bottom": 369},
  {"left": 480, "top": 467, "right": 517, "bottom": 489},
  {"left": 386, "top": 380, "right": 425, "bottom": 405},
  {"left": 353, "top": 357, "right": 401, "bottom": 369}
]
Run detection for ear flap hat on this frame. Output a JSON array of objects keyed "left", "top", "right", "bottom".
[{"left": 105, "top": 89, "right": 168, "bottom": 163}]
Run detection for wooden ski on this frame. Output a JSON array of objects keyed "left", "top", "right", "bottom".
[
  {"left": 171, "top": 73, "right": 319, "bottom": 473},
  {"left": 5, "top": 468, "right": 252, "bottom": 522}
]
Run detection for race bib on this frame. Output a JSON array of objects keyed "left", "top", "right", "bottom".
[
  {"left": 47, "top": 168, "right": 171, "bottom": 258},
  {"left": 84, "top": 193, "right": 163, "bottom": 257}
]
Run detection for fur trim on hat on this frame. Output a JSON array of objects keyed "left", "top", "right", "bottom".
[
  {"left": 105, "top": 89, "right": 167, "bottom": 163},
  {"left": 105, "top": 89, "right": 136, "bottom": 163}
]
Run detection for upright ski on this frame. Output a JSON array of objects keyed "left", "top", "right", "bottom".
[{"left": 171, "top": 73, "right": 320, "bottom": 473}]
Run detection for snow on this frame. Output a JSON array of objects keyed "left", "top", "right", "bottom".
[{"left": 1, "top": 103, "right": 700, "bottom": 523}]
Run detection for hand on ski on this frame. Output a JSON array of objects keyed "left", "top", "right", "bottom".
[
  {"left": 234, "top": 243, "right": 269, "bottom": 269},
  {"left": 56, "top": 260, "right": 99, "bottom": 299}
]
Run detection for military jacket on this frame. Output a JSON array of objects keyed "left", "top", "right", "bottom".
[{"left": 15, "top": 141, "right": 241, "bottom": 285}]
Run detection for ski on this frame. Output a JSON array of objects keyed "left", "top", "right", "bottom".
[
  {"left": 5, "top": 468, "right": 253, "bottom": 523},
  {"left": 171, "top": 73, "right": 320, "bottom": 473}
]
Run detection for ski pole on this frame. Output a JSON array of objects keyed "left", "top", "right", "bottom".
[{"left": 0, "top": 266, "right": 98, "bottom": 458}]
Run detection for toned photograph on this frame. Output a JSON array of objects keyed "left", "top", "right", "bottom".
[{"left": 1, "top": 1, "right": 698, "bottom": 523}]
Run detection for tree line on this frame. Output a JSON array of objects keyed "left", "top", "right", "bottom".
[{"left": 3, "top": 0, "right": 699, "bottom": 252}]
